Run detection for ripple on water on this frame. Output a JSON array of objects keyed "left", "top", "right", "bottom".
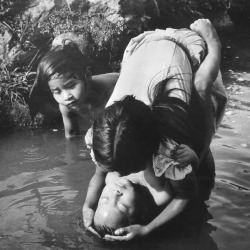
[{"left": 22, "top": 147, "right": 50, "bottom": 163}]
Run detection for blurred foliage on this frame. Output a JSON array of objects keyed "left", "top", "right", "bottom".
[
  {"left": 39, "top": 6, "right": 128, "bottom": 68},
  {"left": 0, "top": 0, "right": 30, "bottom": 22},
  {"left": 0, "top": 0, "right": 249, "bottom": 131}
]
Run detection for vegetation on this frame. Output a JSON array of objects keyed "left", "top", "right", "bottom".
[{"left": 0, "top": 0, "right": 249, "bottom": 132}]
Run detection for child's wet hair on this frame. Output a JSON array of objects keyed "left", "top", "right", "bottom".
[
  {"left": 34, "top": 42, "right": 91, "bottom": 92},
  {"left": 92, "top": 95, "right": 160, "bottom": 174}
]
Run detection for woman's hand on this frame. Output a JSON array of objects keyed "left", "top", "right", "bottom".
[
  {"left": 104, "top": 225, "right": 149, "bottom": 241},
  {"left": 82, "top": 205, "right": 102, "bottom": 238},
  {"left": 173, "top": 144, "right": 196, "bottom": 165},
  {"left": 82, "top": 205, "right": 95, "bottom": 228}
]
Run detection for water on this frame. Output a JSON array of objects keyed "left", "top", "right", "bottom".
[{"left": 1, "top": 31, "right": 250, "bottom": 250}]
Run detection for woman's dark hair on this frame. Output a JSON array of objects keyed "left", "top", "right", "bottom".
[
  {"left": 92, "top": 95, "right": 159, "bottom": 174},
  {"left": 152, "top": 77, "right": 203, "bottom": 156}
]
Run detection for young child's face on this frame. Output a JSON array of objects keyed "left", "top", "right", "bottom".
[
  {"left": 94, "top": 178, "right": 139, "bottom": 229},
  {"left": 48, "top": 73, "right": 87, "bottom": 111}
]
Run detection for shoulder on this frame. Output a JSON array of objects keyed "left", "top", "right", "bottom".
[{"left": 92, "top": 73, "right": 119, "bottom": 87}]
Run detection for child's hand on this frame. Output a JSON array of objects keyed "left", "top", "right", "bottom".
[
  {"left": 104, "top": 225, "right": 148, "bottom": 241},
  {"left": 172, "top": 144, "right": 196, "bottom": 166}
]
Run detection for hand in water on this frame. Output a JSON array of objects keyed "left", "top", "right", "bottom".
[
  {"left": 104, "top": 224, "right": 148, "bottom": 241},
  {"left": 82, "top": 205, "right": 101, "bottom": 238}
]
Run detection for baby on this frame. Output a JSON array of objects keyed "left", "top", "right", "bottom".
[
  {"left": 93, "top": 147, "right": 198, "bottom": 239},
  {"left": 93, "top": 170, "right": 173, "bottom": 238}
]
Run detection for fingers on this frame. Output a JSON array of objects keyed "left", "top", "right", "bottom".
[
  {"left": 87, "top": 226, "right": 102, "bottom": 238},
  {"left": 173, "top": 144, "right": 186, "bottom": 156},
  {"left": 104, "top": 234, "right": 132, "bottom": 241},
  {"left": 103, "top": 227, "right": 132, "bottom": 241},
  {"left": 115, "top": 227, "right": 126, "bottom": 235},
  {"left": 83, "top": 218, "right": 91, "bottom": 228},
  {"left": 190, "top": 18, "right": 210, "bottom": 30},
  {"left": 83, "top": 208, "right": 94, "bottom": 228}
]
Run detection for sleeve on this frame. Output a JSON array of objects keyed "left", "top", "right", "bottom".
[{"left": 152, "top": 138, "right": 192, "bottom": 180}]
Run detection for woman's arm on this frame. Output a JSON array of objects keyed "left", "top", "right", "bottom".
[
  {"left": 105, "top": 171, "right": 197, "bottom": 241},
  {"left": 82, "top": 166, "right": 107, "bottom": 228},
  {"left": 191, "top": 19, "right": 221, "bottom": 100}
]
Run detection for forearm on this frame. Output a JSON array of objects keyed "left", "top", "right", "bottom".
[
  {"left": 145, "top": 197, "right": 189, "bottom": 234},
  {"left": 64, "top": 137, "right": 81, "bottom": 164},
  {"left": 195, "top": 40, "right": 221, "bottom": 95},
  {"left": 83, "top": 172, "right": 106, "bottom": 209}
]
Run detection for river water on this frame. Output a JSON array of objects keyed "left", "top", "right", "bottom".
[{"left": 0, "top": 28, "right": 250, "bottom": 250}]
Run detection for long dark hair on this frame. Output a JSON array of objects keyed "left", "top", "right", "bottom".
[
  {"left": 35, "top": 43, "right": 90, "bottom": 91},
  {"left": 92, "top": 96, "right": 159, "bottom": 174},
  {"left": 28, "top": 43, "right": 91, "bottom": 118},
  {"left": 152, "top": 76, "right": 203, "bottom": 156}
]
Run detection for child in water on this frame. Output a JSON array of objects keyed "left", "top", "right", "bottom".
[
  {"left": 29, "top": 42, "right": 119, "bottom": 138},
  {"left": 83, "top": 19, "right": 226, "bottom": 240}
]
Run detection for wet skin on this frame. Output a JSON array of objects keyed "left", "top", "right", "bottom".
[
  {"left": 48, "top": 77, "right": 88, "bottom": 113},
  {"left": 94, "top": 178, "right": 139, "bottom": 229}
]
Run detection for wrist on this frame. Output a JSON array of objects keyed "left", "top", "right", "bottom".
[{"left": 143, "top": 224, "right": 152, "bottom": 236}]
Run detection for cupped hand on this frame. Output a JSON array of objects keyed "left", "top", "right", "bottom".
[
  {"left": 82, "top": 205, "right": 95, "bottom": 228},
  {"left": 82, "top": 206, "right": 102, "bottom": 237},
  {"left": 173, "top": 144, "right": 194, "bottom": 165},
  {"left": 104, "top": 225, "right": 148, "bottom": 242}
]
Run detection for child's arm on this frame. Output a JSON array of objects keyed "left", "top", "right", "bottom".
[
  {"left": 60, "top": 104, "right": 80, "bottom": 139},
  {"left": 82, "top": 166, "right": 107, "bottom": 228},
  {"left": 191, "top": 19, "right": 221, "bottom": 100}
]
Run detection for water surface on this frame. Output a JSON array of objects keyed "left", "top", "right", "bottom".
[{"left": 0, "top": 28, "right": 250, "bottom": 250}]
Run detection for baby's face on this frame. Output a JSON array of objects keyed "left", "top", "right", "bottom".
[{"left": 94, "top": 178, "right": 139, "bottom": 229}]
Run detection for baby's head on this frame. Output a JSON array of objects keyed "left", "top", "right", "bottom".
[{"left": 93, "top": 178, "right": 144, "bottom": 237}]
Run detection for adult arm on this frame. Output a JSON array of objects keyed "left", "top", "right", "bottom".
[
  {"left": 82, "top": 166, "right": 107, "bottom": 228},
  {"left": 105, "top": 171, "right": 197, "bottom": 241},
  {"left": 192, "top": 19, "right": 221, "bottom": 100}
]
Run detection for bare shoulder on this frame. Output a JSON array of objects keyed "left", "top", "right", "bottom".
[{"left": 92, "top": 73, "right": 119, "bottom": 87}]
